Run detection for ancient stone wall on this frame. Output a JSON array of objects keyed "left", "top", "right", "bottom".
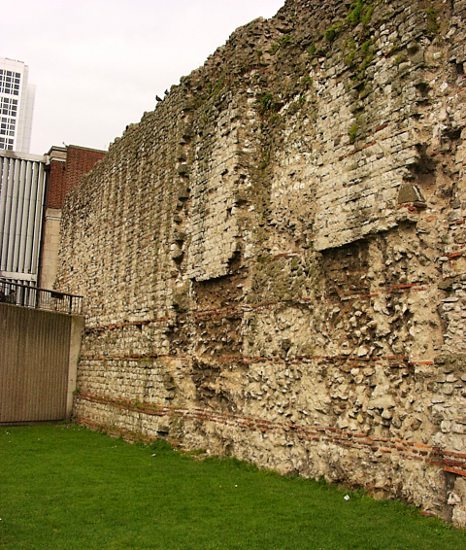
[{"left": 56, "top": 0, "right": 466, "bottom": 525}]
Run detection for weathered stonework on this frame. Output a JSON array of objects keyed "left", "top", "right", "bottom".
[{"left": 56, "top": 0, "right": 466, "bottom": 525}]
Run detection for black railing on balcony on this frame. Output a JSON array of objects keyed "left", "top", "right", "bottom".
[{"left": 0, "top": 279, "right": 83, "bottom": 315}]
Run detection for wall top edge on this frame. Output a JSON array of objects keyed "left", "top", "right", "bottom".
[{"left": 0, "top": 150, "right": 46, "bottom": 163}]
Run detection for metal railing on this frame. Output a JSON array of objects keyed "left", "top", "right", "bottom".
[{"left": 0, "top": 279, "right": 83, "bottom": 315}]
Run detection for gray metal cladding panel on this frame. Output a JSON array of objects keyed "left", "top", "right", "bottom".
[
  {"left": 0, "top": 154, "right": 46, "bottom": 282},
  {"left": 0, "top": 303, "right": 71, "bottom": 422}
]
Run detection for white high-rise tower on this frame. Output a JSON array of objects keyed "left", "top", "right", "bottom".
[{"left": 0, "top": 57, "right": 35, "bottom": 153}]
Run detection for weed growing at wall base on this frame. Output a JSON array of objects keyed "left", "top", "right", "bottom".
[{"left": 0, "top": 424, "right": 464, "bottom": 549}]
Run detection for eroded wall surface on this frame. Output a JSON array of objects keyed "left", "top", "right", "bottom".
[{"left": 56, "top": 0, "right": 466, "bottom": 525}]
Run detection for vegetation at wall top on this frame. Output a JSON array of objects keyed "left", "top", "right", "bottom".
[{"left": 0, "top": 424, "right": 464, "bottom": 549}]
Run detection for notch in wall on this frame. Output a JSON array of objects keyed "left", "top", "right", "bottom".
[{"left": 397, "top": 183, "right": 426, "bottom": 207}]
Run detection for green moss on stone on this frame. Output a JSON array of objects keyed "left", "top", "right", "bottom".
[
  {"left": 324, "top": 23, "right": 342, "bottom": 42},
  {"left": 347, "top": 0, "right": 374, "bottom": 28},
  {"left": 257, "top": 93, "right": 280, "bottom": 115},
  {"left": 270, "top": 34, "right": 294, "bottom": 55},
  {"left": 306, "top": 43, "right": 317, "bottom": 57},
  {"left": 425, "top": 7, "right": 439, "bottom": 36},
  {"left": 348, "top": 122, "right": 359, "bottom": 144}
]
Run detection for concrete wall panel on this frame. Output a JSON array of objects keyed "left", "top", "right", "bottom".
[{"left": 0, "top": 303, "right": 78, "bottom": 423}]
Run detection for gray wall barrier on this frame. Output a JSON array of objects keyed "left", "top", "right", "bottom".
[{"left": 0, "top": 302, "right": 83, "bottom": 423}]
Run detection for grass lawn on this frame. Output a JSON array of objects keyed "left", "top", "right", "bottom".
[{"left": 0, "top": 424, "right": 464, "bottom": 549}]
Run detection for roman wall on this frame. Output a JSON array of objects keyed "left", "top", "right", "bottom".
[{"left": 56, "top": 0, "right": 466, "bottom": 525}]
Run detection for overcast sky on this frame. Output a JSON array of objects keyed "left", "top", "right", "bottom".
[{"left": 2, "top": 0, "right": 284, "bottom": 154}]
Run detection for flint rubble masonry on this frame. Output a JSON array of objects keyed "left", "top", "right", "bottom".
[{"left": 56, "top": 0, "right": 466, "bottom": 526}]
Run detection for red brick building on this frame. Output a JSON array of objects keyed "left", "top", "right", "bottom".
[
  {"left": 38, "top": 145, "right": 105, "bottom": 288},
  {"left": 45, "top": 145, "right": 106, "bottom": 209}
]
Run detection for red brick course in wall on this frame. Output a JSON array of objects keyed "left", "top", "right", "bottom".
[
  {"left": 76, "top": 393, "right": 466, "bottom": 478},
  {"left": 45, "top": 146, "right": 105, "bottom": 209}
]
